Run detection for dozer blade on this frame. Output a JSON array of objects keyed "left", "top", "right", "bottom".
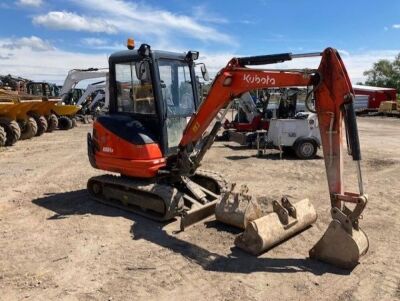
[
  {"left": 235, "top": 198, "right": 317, "bottom": 255},
  {"left": 309, "top": 207, "right": 369, "bottom": 269},
  {"left": 215, "top": 184, "right": 262, "bottom": 229},
  {"left": 180, "top": 200, "right": 218, "bottom": 231}
]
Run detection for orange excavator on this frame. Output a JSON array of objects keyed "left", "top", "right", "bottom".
[{"left": 87, "top": 41, "right": 368, "bottom": 269}]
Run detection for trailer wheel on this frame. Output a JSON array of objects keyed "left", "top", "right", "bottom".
[
  {"left": 0, "top": 119, "right": 21, "bottom": 146},
  {"left": 0, "top": 125, "right": 6, "bottom": 147},
  {"left": 58, "top": 116, "right": 73, "bottom": 130},
  {"left": 294, "top": 139, "right": 317, "bottom": 159},
  {"left": 47, "top": 114, "right": 58, "bottom": 132},
  {"left": 20, "top": 117, "right": 38, "bottom": 140}
]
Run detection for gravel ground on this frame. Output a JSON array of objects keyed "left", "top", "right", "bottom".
[{"left": 0, "top": 117, "right": 399, "bottom": 300}]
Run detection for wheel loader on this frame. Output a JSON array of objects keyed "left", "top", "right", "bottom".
[{"left": 87, "top": 41, "right": 369, "bottom": 269}]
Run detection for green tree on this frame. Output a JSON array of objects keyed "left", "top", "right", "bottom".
[{"left": 363, "top": 55, "right": 400, "bottom": 92}]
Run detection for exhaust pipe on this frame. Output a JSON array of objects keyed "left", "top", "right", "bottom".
[{"left": 235, "top": 198, "right": 317, "bottom": 254}]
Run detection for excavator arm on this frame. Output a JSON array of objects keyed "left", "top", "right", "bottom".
[
  {"left": 175, "top": 48, "right": 368, "bottom": 269},
  {"left": 59, "top": 68, "right": 108, "bottom": 102}
]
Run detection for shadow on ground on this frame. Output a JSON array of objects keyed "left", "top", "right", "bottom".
[{"left": 33, "top": 189, "right": 350, "bottom": 276}]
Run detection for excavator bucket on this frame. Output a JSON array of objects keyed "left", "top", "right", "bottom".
[
  {"left": 215, "top": 184, "right": 262, "bottom": 229},
  {"left": 309, "top": 206, "right": 369, "bottom": 269},
  {"left": 234, "top": 198, "right": 317, "bottom": 254}
]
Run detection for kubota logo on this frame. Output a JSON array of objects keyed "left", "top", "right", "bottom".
[{"left": 243, "top": 74, "right": 276, "bottom": 85}]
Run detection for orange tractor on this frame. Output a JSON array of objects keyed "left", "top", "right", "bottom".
[{"left": 87, "top": 42, "right": 368, "bottom": 269}]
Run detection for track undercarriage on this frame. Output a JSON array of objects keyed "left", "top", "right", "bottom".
[{"left": 87, "top": 170, "right": 227, "bottom": 230}]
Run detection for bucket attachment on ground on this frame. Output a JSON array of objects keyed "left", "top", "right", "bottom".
[
  {"left": 235, "top": 197, "right": 317, "bottom": 255},
  {"left": 309, "top": 195, "right": 369, "bottom": 269},
  {"left": 215, "top": 184, "right": 262, "bottom": 229}
]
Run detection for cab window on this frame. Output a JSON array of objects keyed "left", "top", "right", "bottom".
[
  {"left": 158, "top": 59, "right": 195, "bottom": 116},
  {"left": 115, "top": 62, "right": 156, "bottom": 114}
]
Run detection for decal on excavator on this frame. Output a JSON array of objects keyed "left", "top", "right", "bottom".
[
  {"left": 102, "top": 146, "right": 114, "bottom": 153},
  {"left": 243, "top": 74, "right": 276, "bottom": 85},
  {"left": 192, "top": 121, "right": 200, "bottom": 133}
]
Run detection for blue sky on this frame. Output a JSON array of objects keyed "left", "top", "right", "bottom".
[{"left": 0, "top": 0, "right": 399, "bottom": 84}]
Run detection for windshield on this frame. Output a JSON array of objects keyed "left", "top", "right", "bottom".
[
  {"left": 115, "top": 61, "right": 156, "bottom": 114},
  {"left": 158, "top": 59, "right": 195, "bottom": 116}
]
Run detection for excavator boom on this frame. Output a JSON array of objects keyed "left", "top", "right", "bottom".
[{"left": 175, "top": 48, "right": 368, "bottom": 268}]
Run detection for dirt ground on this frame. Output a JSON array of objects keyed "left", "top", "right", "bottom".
[{"left": 0, "top": 117, "right": 399, "bottom": 301}]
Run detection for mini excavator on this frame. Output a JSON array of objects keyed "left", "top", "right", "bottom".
[{"left": 87, "top": 39, "right": 369, "bottom": 269}]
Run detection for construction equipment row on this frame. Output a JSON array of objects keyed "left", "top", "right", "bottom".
[{"left": 0, "top": 94, "right": 80, "bottom": 147}]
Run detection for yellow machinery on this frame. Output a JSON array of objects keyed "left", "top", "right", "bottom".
[{"left": 378, "top": 100, "right": 399, "bottom": 114}]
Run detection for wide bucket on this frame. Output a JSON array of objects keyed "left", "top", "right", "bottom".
[
  {"left": 309, "top": 220, "right": 369, "bottom": 269},
  {"left": 235, "top": 198, "right": 317, "bottom": 255},
  {"left": 215, "top": 185, "right": 262, "bottom": 229}
]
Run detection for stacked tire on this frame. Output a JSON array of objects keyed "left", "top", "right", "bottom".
[
  {"left": 19, "top": 117, "right": 38, "bottom": 140},
  {"left": 47, "top": 114, "right": 58, "bottom": 132},
  {"left": 58, "top": 116, "right": 73, "bottom": 130},
  {"left": 30, "top": 114, "right": 48, "bottom": 136},
  {"left": 0, "top": 118, "right": 21, "bottom": 146}
]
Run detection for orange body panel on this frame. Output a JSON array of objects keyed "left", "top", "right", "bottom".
[{"left": 93, "top": 122, "right": 166, "bottom": 178}]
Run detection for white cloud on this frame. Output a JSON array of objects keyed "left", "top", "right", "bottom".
[
  {"left": 33, "top": 11, "right": 118, "bottom": 34},
  {"left": 17, "top": 0, "right": 43, "bottom": 7},
  {"left": 3, "top": 36, "right": 54, "bottom": 51},
  {"left": 0, "top": 37, "right": 107, "bottom": 83},
  {"left": 0, "top": 35, "right": 398, "bottom": 86},
  {"left": 192, "top": 5, "right": 229, "bottom": 24},
  {"left": 70, "top": 0, "right": 234, "bottom": 45},
  {"left": 393, "top": 24, "right": 400, "bottom": 29},
  {"left": 81, "top": 37, "right": 108, "bottom": 46}
]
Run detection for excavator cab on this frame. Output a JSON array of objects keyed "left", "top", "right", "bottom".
[{"left": 100, "top": 44, "right": 201, "bottom": 163}]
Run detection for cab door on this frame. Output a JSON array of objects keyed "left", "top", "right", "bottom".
[{"left": 158, "top": 59, "right": 196, "bottom": 154}]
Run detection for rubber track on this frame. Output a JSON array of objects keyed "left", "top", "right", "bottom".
[
  {"left": 88, "top": 170, "right": 228, "bottom": 222},
  {"left": 88, "top": 174, "right": 183, "bottom": 221},
  {"left": 195, "top": 169, "right": 229, "bottom": 193}
]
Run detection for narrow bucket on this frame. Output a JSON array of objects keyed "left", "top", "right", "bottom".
[
  {"left": 235, "top": 198, "right": 317, "bottom": 255},
  {"left": 215, "top": 184, "right": 262, "bottom": 229},
  {"left": 309, "top": 220, "right": 369, "bottom": 269}
]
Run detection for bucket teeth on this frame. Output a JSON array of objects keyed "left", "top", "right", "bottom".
[{"left": 235, "top": 198, "right": 317, "bottom": 255}]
